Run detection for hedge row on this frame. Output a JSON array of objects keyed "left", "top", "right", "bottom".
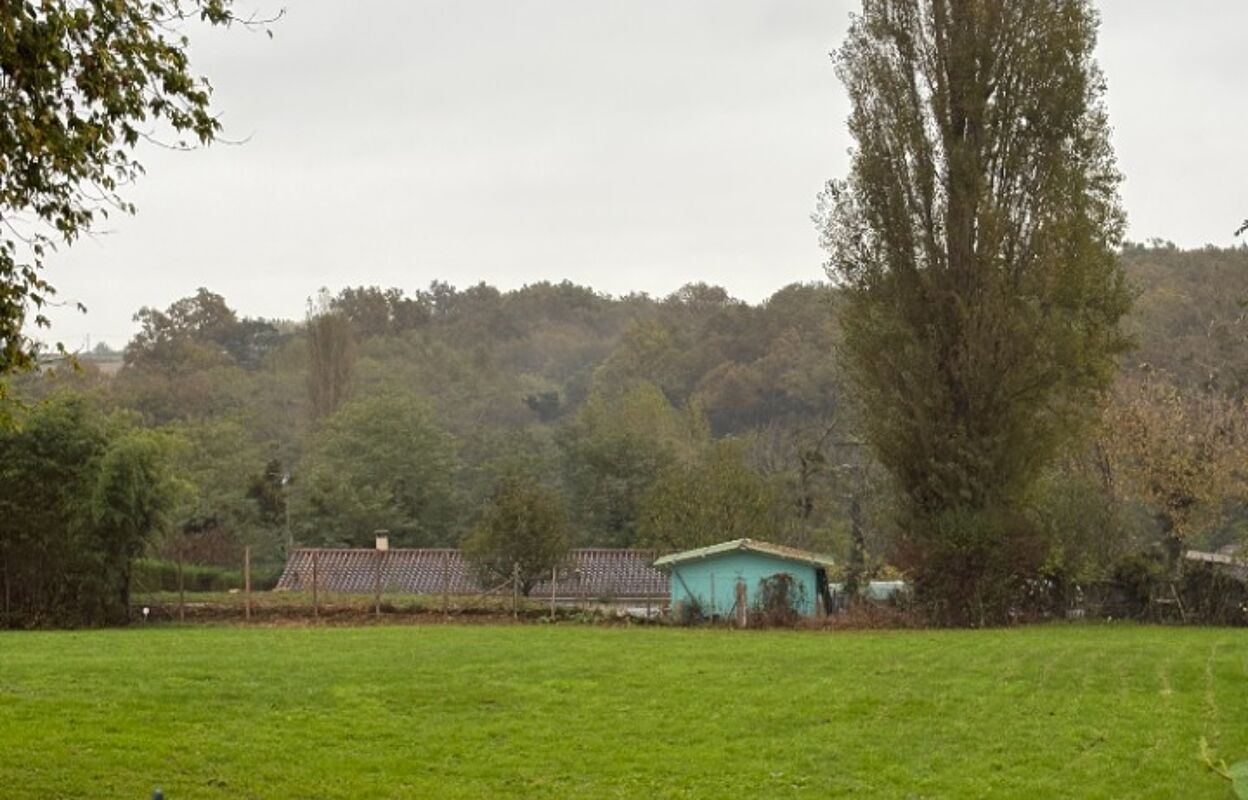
[{"left": 131, "top": 559, "right": 284, "bottom": 593}]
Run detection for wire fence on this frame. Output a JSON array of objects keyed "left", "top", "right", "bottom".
[{"left": 129, "top": 547, "right": 670, "bottom": 624}]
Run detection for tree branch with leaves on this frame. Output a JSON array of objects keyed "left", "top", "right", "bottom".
[{"left": 0, "top": 0, "right": 279, "bottom": 385}]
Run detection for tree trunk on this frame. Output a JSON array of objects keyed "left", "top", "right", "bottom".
[
  {"left": 844, "top": 495, "right": 867, "bottom": 599},
  {"left": 1, "top": 551, "right": 9, "bottom": 623}
]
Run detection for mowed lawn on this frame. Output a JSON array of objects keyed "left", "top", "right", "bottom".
[{"left": 0, "top": 625, "right": 1245, "bottom": 799}]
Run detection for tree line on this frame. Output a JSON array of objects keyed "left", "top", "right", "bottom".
[
  {"left": 3, "top": 236, "right": 1247, "bottom": 622},
  {"left": 3, "top": 0, "right": 1247, "bottom": 626}
]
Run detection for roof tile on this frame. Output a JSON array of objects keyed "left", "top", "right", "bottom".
[{"left": 276, "top": 548, "right": 668, "bottom": 599}]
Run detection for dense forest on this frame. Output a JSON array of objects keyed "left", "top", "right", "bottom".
[{"left": 8, "top": 244, "right": 1248, "bottom": 587}]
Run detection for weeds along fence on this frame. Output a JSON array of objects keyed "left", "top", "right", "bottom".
[
  {"left": 129, "top": 548, "right": 282, "bottom": 623},
  {"left": 128, "top": 547, "right": 669, "bottom": 623}
]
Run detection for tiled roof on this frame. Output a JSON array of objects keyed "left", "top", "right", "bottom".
[{"left": 276, "top": 548, "right": 668, "bottom": 599}]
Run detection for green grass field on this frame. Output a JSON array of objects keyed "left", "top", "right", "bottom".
[{"left": 0, "top": 624, "right": 1244, "bottom": 799}]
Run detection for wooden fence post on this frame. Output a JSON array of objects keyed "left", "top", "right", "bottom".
[
  {"left": 648, "top": 546, "right": 658, "bottom": 621},
  {"left": 512, "top": 561, "right": 519, "bottom": 621},
  {"left": 735, "top": 579, "right": 747, "bottom": 628},
  {"left": 3, "top": 556, "right": 11, "bottom": 621},
  {"left": 311, "top": 550, "right": 319, "bottom": 620},
  {"left": 549, "top": 566, "right": 557, "bottom": 621},
  {"left": 374, "top": 548, "right": 382, "bottom": 618},
  {"left": 177, "top": 550, "right": 185, "bottom": 623},
  {"left": 441, "top": 550, "right": 449, "bottom": 618},
  {"left": 244, "top": 546, "right": 252, "bottom": 622}
]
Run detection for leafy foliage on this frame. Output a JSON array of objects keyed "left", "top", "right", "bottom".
[
  {"left": 1201, "top": 738, "right": 1248, "bottom": 799},
  {"left": 0, "top": 1, "right": 266, "bottom": 379},
  {"left": 461, "top": 474, "right": 571, "bottom": 594},
  {"left": 161, "top": 418, "right": 278, "bottom": 563},
  {"left": 130, "top": 557, "right": 243, "bottom": 593},
  {"left": 306, "top": 293, "right": 355, "bottom": 420},
  {"left": 1103, "top": 375, "right": 1248, "bottom": 564},
  {"left": 638, "top": 440, "right": 778, "bottom": 553},
  {"left": 461, "top": 477, "right": 570, "bottom": 595},
  {"left": 293, "top": 393, "right": 461, "bottom": 547},
  {"left": 754, "top": 572, "right": 808, "bottom": 627},
  {"left": 0, "top": 396, "right": 178, "bottom": 626},
  {"left": 127, "top": 288, "right": 280, "bottom": 373},
  {"left": 818, "top": 0, "right": 1132, "bottom": 621},
  {"left": 561, "top": 383, "right": 705, "bottom": 547},
  {"left": 1233, "top": 761, "right": 1248, "bottom": 800},
  {"left": 9, "top": 242, "right": 1248, "bottom": 624}
]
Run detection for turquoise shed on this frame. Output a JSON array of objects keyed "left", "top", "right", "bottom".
[{"left": 653, "top": 539, "right": 835, "bottom": 621}]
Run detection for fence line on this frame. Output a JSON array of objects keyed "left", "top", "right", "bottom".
[{"left": 127, "top": 548, "right": 670, "bottom": 623}]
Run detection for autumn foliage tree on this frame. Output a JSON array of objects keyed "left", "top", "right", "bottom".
[
  {"left": 1104, "top": 376, "right": 1248, "bottom": 568},
  {"left": 819, "top": 0, "right": 1132, "bottom": 622}
]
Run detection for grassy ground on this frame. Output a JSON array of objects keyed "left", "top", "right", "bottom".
[
  {"left": 0, "top": 624, "right": 1244, "bottom": 799},
  {"left": 130, "top": 591, "right": 569, "bottom": 622},
  {"left": 131, "top": 590, "right": 497, "bottom": 612}
]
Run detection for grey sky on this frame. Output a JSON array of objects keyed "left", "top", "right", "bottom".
[{"left": 43, "top": 1, "right": 1248, "bottom": 349}]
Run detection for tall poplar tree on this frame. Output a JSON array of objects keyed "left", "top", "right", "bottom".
[
  {"left": 818, "top": 0, "right": 1131, "bottom": 620},
  {"left": 306, "top": 294, "right": 355, "bottom": 420}
]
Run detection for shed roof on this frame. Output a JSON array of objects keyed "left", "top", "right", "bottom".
[
  {"left": 652, "top": 538, "right": 835, "bottom": 569},
  {"left": 1185, "top": 549, "right": 1248, "bottom": 567}
]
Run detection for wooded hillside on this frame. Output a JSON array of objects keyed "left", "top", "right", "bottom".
[{"left": 11, "top": 244, "right": 1248, "bottom": 578}]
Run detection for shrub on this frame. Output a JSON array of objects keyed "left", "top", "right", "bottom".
[
  {"left": 461, "top": 477, "right": 570, "bottom": 595},
  {"left": 894, "top": 507, "right": 1050, "bottom": 626},
  {"left": 130, "top": 558, "right": 243, "bottom": 593},
  {"left": 753, "top": 573, "right": 807, "bottom": 627},
  {"left": 0, "top": 397, "right": 178, "bottom": 628}
]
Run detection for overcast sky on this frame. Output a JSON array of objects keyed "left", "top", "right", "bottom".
[{"left": 41, "top": 1, "right": 1248, "bottom": 349}]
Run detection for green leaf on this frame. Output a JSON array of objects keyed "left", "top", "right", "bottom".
[{"left": 1228, "top": 761, "right": 1248, "bottom": 800}]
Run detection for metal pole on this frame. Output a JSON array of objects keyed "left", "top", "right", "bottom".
[
  {"left": 282, "top": 472, "right": 293, "bottom": 554},
  {"left": 177, "top": 550, "right": 185, "bottom": 623}
]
